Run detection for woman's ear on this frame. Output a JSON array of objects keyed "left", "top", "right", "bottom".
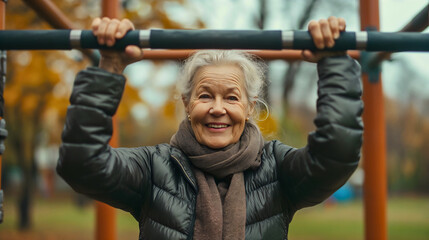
[{"left": 248, "top": 100, "right": 256, "bottom": 118}]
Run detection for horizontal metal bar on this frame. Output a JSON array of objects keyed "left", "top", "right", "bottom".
[
  {"left": 366, "top": 4, "right": 429, "bottom": 68},
  {"left": 139, "top": 49, "right": 361, "bottom": 60},
  {"left": 0, "top": 29, "right": 429, "bottom": 51}
]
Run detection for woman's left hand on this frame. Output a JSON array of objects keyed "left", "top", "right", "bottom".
[
  {"left": 302, "top": 16, "right": 347, "bottom": 63},
  {"left": 92, "top": 17, "right": 144, "bottom": 73}
]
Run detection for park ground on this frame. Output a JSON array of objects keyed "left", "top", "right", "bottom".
[{"left": 0, "top": 194, "right": 428, "bottom": 240}]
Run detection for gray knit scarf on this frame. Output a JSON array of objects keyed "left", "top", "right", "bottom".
[{"left": 170, "top": 119, "right": 264, "bottom": 240}]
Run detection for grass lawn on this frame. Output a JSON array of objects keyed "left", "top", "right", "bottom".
[
  {"left": 0, "top": 194, "right": 428, "bottom": 239},
  {"left": 289, "top": 197, "right": 429, "bottom": 240}
]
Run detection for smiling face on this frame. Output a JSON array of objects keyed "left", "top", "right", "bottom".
[{"left": 184, "top": 64, "right": 252, "bottom": 149}]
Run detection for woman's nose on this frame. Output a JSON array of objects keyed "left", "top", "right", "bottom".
[{"left": 209, "top": 98, "right": 226, "bottom": 115}]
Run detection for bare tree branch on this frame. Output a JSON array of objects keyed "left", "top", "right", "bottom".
[{"left": 282, "top": 0, "right": 318, "bottom": 103}]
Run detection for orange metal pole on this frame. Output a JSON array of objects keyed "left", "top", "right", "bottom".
[
  {"left": 359, "top": 0, "right": 388, "bottom": 240},
  {"left": 140, "top": 49, "right": 360, "bottom": 61},
  {"left": 0, "top": 0, "right": 5, "bottom": 191},
  {"left": 367, "top": 4, "right": 429, "bottom": 69},
  {"left": 0, "top": 0, "right": 5, "bottom": 224},
  {"left": 22, "top": 0, "right": 74, "bottom": 29},
  {"left": 95, "top": 1, "right": 120, "bottom": 240},
  {"left": 102, "top": 0, "right": 120, "bottom": 21},
  {"left": 22, "top": 0, "right": 98, "bottom": 65},
  {"left": 95, "top": 118, "right": 118, "bottom": 240}
]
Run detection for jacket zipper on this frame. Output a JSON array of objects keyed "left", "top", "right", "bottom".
[
  {"left": 170, "top": 155, "right": 197, "bottom": 190},
  {"left": 170, "top": 154, "right": 197, "bottom": 239}
]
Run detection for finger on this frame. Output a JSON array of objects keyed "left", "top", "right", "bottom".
[
  {"left": 320, "top": 19, "right": 335, "bottom": 48},
  {"left": 308, "top": 20, "right": 324, "bottom": 49},
  {"left": 105, "top": 19, "right": 121, "bottom": 46},
  {"left": 338, "top": 17, "right": 346, "bottom": 31},
  {"left": 91, "top": 18, "right": 102, "bottom": 34},
  {"left": 116, "top": 19, "right": 135, "bottom": 39},
  {"left": 125, "top": 45, "right": 144, "bottom": 60},
  {"left": 97, "top": 17, "right": 111, "bottom": 45},
  {"left": 328, "top": 16, "right": 340, "bottom": 39},
  {"left": 302, "top": 50, "right": 315, "bottom": 61}
]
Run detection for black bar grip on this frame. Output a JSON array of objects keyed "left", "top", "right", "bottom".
[
  {"left": 0, "top": 30, "right": 72, "bottom": 50},
  {"left": 367, "top": 31, "right": 429, "bottom": 51},
  {"left": 0, "top": 30, "right": 141, "bottom": 50},
  {"left": 0, "top": 30, "right": 429, "bottom": 51},
  {"left": 80, "top": 30, "right": 140, "bottom": 49},
  {"left": 150, "top": 29, "right": 283, "bottom": 49}
]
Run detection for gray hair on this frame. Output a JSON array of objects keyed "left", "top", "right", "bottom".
[{"left": 177, "top": 50, "right": 267, "bottom": 115}]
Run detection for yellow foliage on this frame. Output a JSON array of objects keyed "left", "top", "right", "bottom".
[
  {"left": 3, "top": 84, "right": 20, "bottom": 107},
  {"left": 2, "top": 0, "right": 203, "bottom": 156},
  {"left": 5, "top": 1, "right": 38, "bottom": 29},
  {"left": 20, "top": 94, "right": 40, "bottom": 115},
  {"left": 44, "top": 93, "right": 70, "bottom": 118},
  {"left": 257, "top": 111, "right": 278, "bottom": 139},
  {"left": 117, "top": 81, "right": 142, "bottom": 119},
  {"left": 163, "top": 100, "right": 178, "bottom": 120},
  {"left": 5, "top": 51, "right": 62, "bottom": 117}
]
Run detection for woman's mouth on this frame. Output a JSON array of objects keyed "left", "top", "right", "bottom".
[{"left": 206, "top": 123, "right": 229, "bottom": 129}]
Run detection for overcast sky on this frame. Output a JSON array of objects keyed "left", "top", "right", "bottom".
[{"left": 379, "top": 0, "right": 429, "bottom": 107}]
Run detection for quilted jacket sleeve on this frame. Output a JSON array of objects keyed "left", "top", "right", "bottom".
[
  {"left": 277, "top": 55, "right": 363, "bottom": 210},
  {"left": 56, "top": 67, "right": 151, "bottom": 217}
]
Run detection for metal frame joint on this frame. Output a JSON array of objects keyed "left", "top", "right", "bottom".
[
  {"left": 360, "top": 51, "right": 381, "bottom": 83},
  {"left": 360, "top": 27, "right": 380, "bottom": 83}
]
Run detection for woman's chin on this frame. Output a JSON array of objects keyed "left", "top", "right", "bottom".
[
  {"left": 201, "top": 138, "right": 233, "bottom": 149},
  {"left": 205, "top": 142, "right": 228, "bottom": 149}
]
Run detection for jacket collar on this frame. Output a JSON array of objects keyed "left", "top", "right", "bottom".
[{"left": 170, "top": 148, "right": 198, "bottom": 192}]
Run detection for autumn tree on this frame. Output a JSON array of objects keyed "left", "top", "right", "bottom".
[
  {"left": 3, "top": 0, "right": 188, "bottom": 229},
  {"left": 385, "top": 98, "right": 429, "bottom": 193}
]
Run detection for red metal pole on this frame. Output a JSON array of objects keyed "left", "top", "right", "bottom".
[
  {"left": 359, "top": 0, "right": 388, "bottom": 240},
  {"left": 95, "top": 1, "right": 120, "bottom": 240}
]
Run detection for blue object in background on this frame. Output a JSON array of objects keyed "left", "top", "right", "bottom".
[{"left": 332, "top": 182, "right": 354, "bottom": 202}]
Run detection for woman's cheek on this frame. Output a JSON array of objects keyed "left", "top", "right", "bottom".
[
  {"left": 189, "top": 101, "right": 207, "bottom": 119},
  {"left": 187, "top": 100, "right": 199, "bottom": 115},
  {"left": 229, "top": 103, "right": 247, "bottom": 121}
]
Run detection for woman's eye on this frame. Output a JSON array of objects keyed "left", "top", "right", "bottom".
[
  {"left": 227, "top": 96, "right": 239, "bottom": 101},
  {"left": 199, "top": 94, "right": 211, "bottom": 99}
]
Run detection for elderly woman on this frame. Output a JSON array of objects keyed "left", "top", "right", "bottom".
[{"left": 57, "top": 16, "right": 363, "bottom": 240}]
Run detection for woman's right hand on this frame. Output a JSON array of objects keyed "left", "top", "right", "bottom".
[
  {"left": 302, "top": 16, "right": 347, "bottom": 63},
  {"left": 92, "top": 17, "right": 144, "bottom": 74}
]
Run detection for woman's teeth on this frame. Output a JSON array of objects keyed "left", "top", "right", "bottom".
[{"left": 207, "top": 124, "right": 228, "bottom": 128}]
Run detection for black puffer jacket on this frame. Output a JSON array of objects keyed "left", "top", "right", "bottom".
[{"left": 57, "top": 55, "right": 363, "bottom": 240}]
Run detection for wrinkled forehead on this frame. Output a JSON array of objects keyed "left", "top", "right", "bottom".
[{"left": 192, "top": 64, "right": 246, "bottom": 90}]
